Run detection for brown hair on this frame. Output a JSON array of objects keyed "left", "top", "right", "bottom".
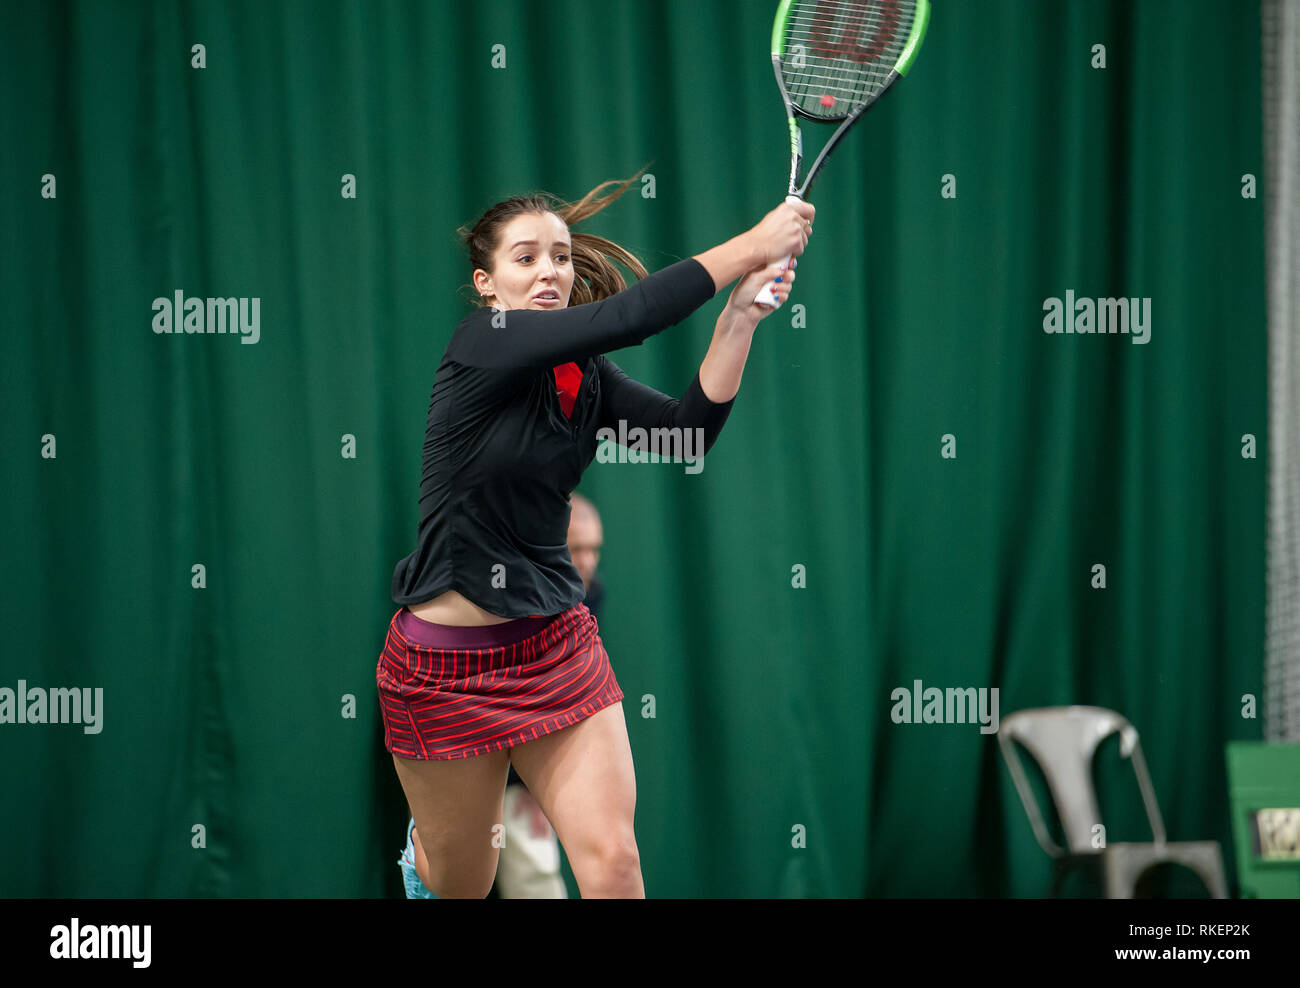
[{"left": 458, "top": 169, "right": 650, "bottom": 308}]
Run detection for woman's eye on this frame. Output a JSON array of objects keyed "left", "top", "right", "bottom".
[
  {"left": 556, "top": 254, "right": 569, "bottom": 263},
  {"left": 517, "top": 255, "right": 533, "bottom": 264}
]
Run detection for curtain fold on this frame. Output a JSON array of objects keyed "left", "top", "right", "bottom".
[{"left": 1264, "top": 0, "right": 1300, "bottom": 743}]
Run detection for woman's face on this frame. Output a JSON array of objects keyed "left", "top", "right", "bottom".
[{"left": 474, "top": 211, "right": 574, "bottom": 311}]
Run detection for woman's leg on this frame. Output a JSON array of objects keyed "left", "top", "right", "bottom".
[
  {"left": 507, "top": 702, "right": 643, "bottom": 898},
  {"left": 391, "top": 746, "right": 512, "bottom": 898}
]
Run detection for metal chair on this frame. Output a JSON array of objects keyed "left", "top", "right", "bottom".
[{"left": 998, "top": 705, "right": 1227, "bottom": 898}]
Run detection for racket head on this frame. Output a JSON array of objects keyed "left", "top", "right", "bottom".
[{"left": 771, "top": 0, "right": 930, "bottom": 122}]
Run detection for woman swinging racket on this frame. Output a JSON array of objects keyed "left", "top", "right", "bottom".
[{"left": 377, "top": 172, "right": 813, "bottom": 897}]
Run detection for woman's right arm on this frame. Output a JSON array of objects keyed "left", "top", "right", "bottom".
[
  {"left": 692, "top": 199, "right": 814, "bottom": 291},
  {"left": 445, "top": 200, "right": 815, "bottom": 370}
]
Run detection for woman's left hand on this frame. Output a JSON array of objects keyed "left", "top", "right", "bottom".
[{"left": 725, "top": 258, "right": 798, "bottom": 323}]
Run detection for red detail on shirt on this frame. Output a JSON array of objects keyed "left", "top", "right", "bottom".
[{"left": 553, "top": 362, "right": 583, "bottom": 418}]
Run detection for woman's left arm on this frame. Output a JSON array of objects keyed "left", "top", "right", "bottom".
[
  {"left": 698, "top": 257, "right": 798, "bottom": 402},
  {"left": 596, "top": 259, "right": 798, "bottom": 455}
]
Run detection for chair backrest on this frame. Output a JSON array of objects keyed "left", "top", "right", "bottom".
[{"left": 997, "top": 705, "right": 1166, "bottom": 857}]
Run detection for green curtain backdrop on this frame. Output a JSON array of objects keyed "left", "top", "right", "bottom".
[{"left": 0, "top": 0, "right": 1265, "bottom": 897}]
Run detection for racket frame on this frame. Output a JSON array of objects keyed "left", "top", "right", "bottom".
[
  {"left": 772, "top": 0, "right": 931, "bottom": 200},
  {"left": 752, "top": 0, "right": 929, "bottom": 307}
]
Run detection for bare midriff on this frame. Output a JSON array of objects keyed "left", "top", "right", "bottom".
[{"left": 406, "top": 590, "right": 513, "bottom": 627}]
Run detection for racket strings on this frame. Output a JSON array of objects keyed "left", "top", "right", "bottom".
[{"left": 780, "top": 0, "right": 916, "bottom": 118}]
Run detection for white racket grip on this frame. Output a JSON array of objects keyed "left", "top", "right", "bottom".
[
  {"left": 753, "top": 195, "right": 805, "bottom": 308},
  {"left": 753, "top": 254, "right": 792, "bottom": 308}
]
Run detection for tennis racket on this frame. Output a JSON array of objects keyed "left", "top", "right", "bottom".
[{"left": 754, "top": 0, "right": 931, "bottom": 307}]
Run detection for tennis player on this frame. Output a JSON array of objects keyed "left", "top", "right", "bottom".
[{"left": 377, "top": 173, "right": 813, "bottom": 898}]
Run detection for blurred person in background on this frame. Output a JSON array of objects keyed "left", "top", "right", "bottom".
[{"left": 492, "top": 493, "right": 604, "bottom": 898}]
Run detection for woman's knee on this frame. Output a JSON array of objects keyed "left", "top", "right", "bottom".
[
  {"left": 578, "top": 829, "right": 641, "bottom": 883},
  {"left": 392, "top": 748, "right": 510, "bottom": 897},
  {"left": 414, "top": 828, "right": 499, "bottom": 898}
]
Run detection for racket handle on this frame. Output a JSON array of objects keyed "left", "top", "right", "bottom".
[
  {"left": 753, "top": 194, "right": 806, "bottom": 308},
  {"left": 753, "top": 255, "right": 792, "bottom": 308}
]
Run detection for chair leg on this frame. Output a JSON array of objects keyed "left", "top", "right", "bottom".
[{"left": 1102, "top": 842, "right": 1228, "bottom": 899}]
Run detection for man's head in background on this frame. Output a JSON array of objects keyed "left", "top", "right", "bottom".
[{"left": 567, "top": 492, "right": 603, "bottom": 590}]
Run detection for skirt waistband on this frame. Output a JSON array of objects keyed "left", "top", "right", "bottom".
[{"left": 394, "top": 607, "right": 557, "bottom": 650}]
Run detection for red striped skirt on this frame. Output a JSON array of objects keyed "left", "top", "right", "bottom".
[{"left": 376, "top": 603, "right": 624, "bottom": 760}]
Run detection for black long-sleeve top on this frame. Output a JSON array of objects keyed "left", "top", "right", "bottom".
[{"left": 391, "top": 257, "right": 735, "bottom": 617}]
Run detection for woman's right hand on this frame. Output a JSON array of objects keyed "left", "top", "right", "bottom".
[
  {"left": 691, "top": 198, "right": 815, "bottom": 294},
  {"left": 747, "top": 198, "right": 815, "bottom": 265}
]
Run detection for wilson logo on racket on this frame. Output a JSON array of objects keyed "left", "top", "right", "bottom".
[
  {"left": 808, "top": 0, "right": 902, "bottom": 64},
  {"left": 754, "top": 0, "right": 930, "bottom": 308}
]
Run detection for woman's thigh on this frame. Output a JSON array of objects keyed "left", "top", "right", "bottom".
[
  {"left": 506, "top": 702, "right": 638, "bottom": 870},
  {"left": 391, "top": 747, "right": 511, "bottom": 896}
]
